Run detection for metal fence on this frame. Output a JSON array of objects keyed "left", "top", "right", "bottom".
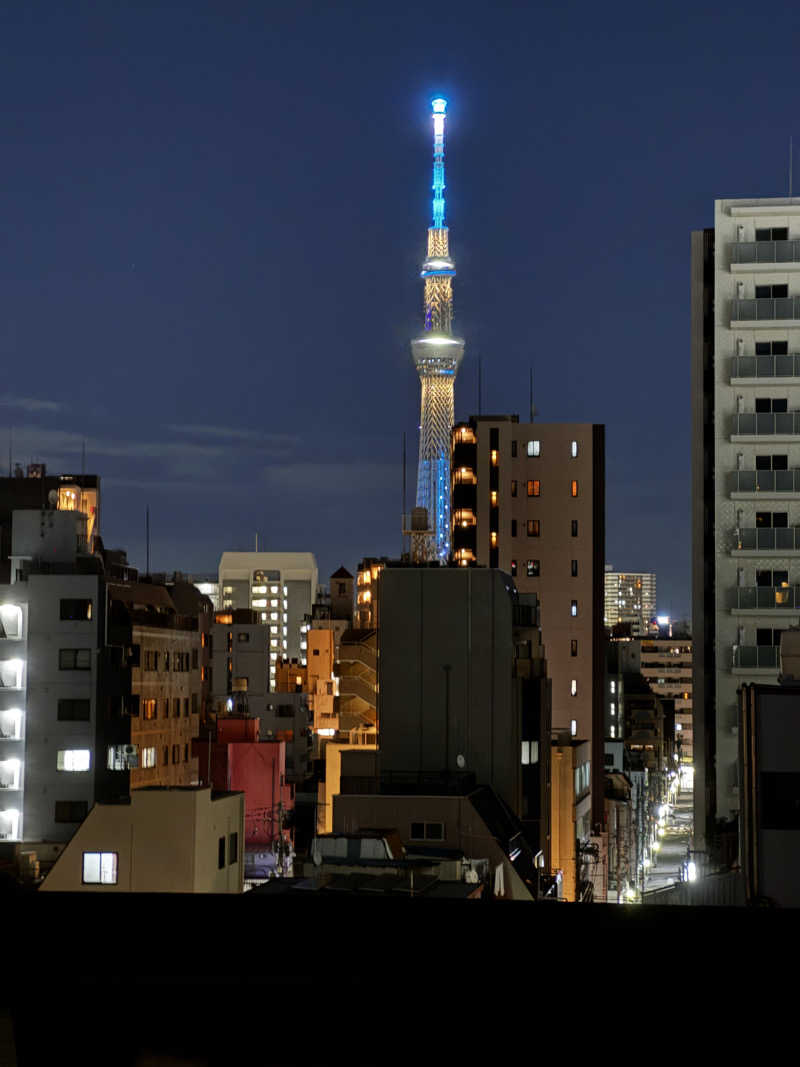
[
  {"left": 731, "top": 239, "right": 800, "bottom": 264},
  {"left": 735, "top": 527, "right": 800, "bottom": 551},
  {"left": 731, "top": 412, "right": 800, "bottom": 436},
  {"left": 731, "top": 469, "right": 800, "bottom": 493},
  {"left": 731, "top": 296, "right": 800, "bottom": 321},
  {"left": 731, "top": 353, "right": 800, "bottom": 378}
]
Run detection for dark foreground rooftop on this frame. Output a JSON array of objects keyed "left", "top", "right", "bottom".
[{"left": 6, "top": 890, "right": 796, "bottom": 1064}]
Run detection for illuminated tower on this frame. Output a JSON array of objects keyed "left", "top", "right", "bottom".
[{"left": 411, "top": 97, "right": 465, "bottom": 562}]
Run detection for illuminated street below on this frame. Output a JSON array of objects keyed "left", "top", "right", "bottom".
[{"left": 643, "top": 785, "right": 694, "bottom": 898}]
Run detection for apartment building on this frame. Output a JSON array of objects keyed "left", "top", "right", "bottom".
[
  {"left": 218, "top": 552, "right": 318, "bottom": 688},
  {"left": 604, "top": 569, "right": 656, "bottom": 635},
  {"left": 638, "top": 637, "right": 693, "bottom": 765},
  {"left": 692, "top": 198, "right": 800, "bottom": 850},
  {"left": 451, "top": 415, "right": 605, "bottom": 822}
]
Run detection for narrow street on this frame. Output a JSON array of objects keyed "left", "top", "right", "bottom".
[{"left": 643, "top": 780, "right": 694, "bottom": 896}]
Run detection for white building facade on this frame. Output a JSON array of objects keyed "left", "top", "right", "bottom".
[
  {"left": 218, "top": 553, "right": 318, "bottom": 689},
  {"left": 693, "top": 198, "right": 800, "bottom": 847}
]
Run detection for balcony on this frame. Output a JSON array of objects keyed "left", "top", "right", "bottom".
[
  {"left": 732, "top": 645, "right": 779, "bottom": 670},
  {"left": 733, "top": 585, "right": 800, "bottom": 611},
  {"left": 0, "top": 758, "right": 21, "bottom": 790},
  {"left": 731, "top": 353, "right": 800, "bottom": 380},
  {"left": 731, "top": 412, "right": 800, "bottom": 438},
  {"left": 0, "top": 708, "right": 23, "bottom": 740},
  {"left": 734, "top": 527, "right": 800, "bottom": 553},
  {"left": 731, "top": 296, "right": 800, "bottom": 323},
  {"left": 731, "top": 240, "right": 800, "bottom": 266},
  {"left": 730, "top": 469, "right": 800, "bottom": 495},
  {"left": 0, "top": 659, "right": 24, "bottom": 690},
  {"left": 0, "top": 605, "right": 23, "bottom": 641}
]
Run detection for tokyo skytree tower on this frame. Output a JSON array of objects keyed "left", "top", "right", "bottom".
[{"left": 411, "top": 97, "right": 465, "bottom": 562}]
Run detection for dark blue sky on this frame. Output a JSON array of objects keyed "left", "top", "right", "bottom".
[{"left": 3, "top": 1, "right": 800, "bottom": 618}]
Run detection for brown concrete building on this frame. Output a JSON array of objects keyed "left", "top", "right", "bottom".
[
  {"left": 451, "top": 415, "right": 605, "bottom": 822},
  {"left": 108, "top": 584, "right": 202, "bottom": 790}
]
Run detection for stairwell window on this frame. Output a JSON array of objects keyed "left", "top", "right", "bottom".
[
  {"left": 571, "top": 441, "right": 578, "bottom": 458},
  {"left": 59, "top": 649, "right": 91, "bottom": 670},
  {"left": 527, "top": 519, "right": 540, "bottom": 537},
  {"left": 571, "top": 600, "right": 578, "bottom": 617},
  {"left": 528, "top": 480, "right": 540, "bottom": 497},
  {"left": 527, "top": 440, "right": 540, "bottom": 457},
  {"left": 571, "top": 480, "right": 579, "bottom": 497},
  {"left": 57, "top": 749, "right": 91, "bottom": 772}
]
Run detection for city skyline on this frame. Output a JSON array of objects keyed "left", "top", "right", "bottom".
[{"left": 5, "top": 4, "right": 800, "bottom": 616}]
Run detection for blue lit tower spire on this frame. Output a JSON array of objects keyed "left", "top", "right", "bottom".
[{"left": 411, "top": 97, "right": 465, "bottom": 561}]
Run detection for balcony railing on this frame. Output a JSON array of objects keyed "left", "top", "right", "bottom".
[
  {"left": 730, "top": 470, "right": 800, "bottom": 493},
  {"left": 732, "top": 645, "right": 779, "bottom": 669},
  {"left": 731, "top": 297, "right": 800, "bottom": 321},
  {"left": 735, "top": 527, "right": 800, "bottom": 551},
  {"left": 731, "top": 412, "right": 800, "bottom": 436},
  {"left": 731, "top": 240, "right": 800, "bottom": 265},
  {"left": 735, "top": 585, "right": 800, "bottom": 610},
  {"left": 731, "top": 354, "right": 800, "bottom": 379}
]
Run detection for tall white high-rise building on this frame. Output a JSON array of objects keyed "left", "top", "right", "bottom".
[
  {"left": 603, "top": 568, "right": 656, "bottom": 634},
  {"left": 693, "top": 198, "right": 800, "bottom": 852}
]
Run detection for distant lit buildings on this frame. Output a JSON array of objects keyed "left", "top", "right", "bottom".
[
  {"left": 604, "top": 568, "right": 656, "bottom": 635},
  {"left": 218, "top": 552, "right": 318, "bottom": 687}
]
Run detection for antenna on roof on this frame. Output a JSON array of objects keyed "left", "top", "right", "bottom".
[
  {"left": 791, "top": 135, "right": 794, "bottom": 200},
  {"left": 7, "top": 428, "right": 11, "bottom": 477},
  {"left": 146, "top": 506, "right": 151, "bottom": 576},
  {"left": 255, "top": 532, "right": 259, "bottom": 552}
]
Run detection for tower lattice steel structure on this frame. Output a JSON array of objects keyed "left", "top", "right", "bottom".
[{"left": 411, "top": 97, "right": 464, "bottom": 562}]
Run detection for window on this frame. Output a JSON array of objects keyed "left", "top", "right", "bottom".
[
  {"left": 511, "top": 439, "right": 517, "bottom": 458},
  {"left": 511, "top": 560, "right": 517, "bottom": 577},
  {"left": 527, "top": 440, "right": 540, "bottom": 457},
  {"left": 756, "top": 454, "right": 788, "bottom": 470},
  {"left": 191, "top": 693, "right": 198, "bottom": 715},
  {"left": 755, "top": 341, "right": 789, "bottom": 355},
  {"left": 410, "top": 821, "right": 445, "bottom": 841},
  {"left": 172, "top": 744, "right": 180, "bottom": 764},
  {"left": 571, "top": 520, "right": 578, "bottom": 537},
  {"left": 60, "top": 599, "right": 92, "bottom": 621},
  {"left": 164, "top": 652, "right": 170, "bottom": 671},
  {"left": 571, "top": 600, "right": 578, "bottom": 617},
  {"left": 571, "top": 480, "right": 579, "bottom": 497},
  {"left": 571, "top": 440, "right": 578, "bottom": 458},
  {"left": 163, "top": 746, "right": 169, "bottom": 766},
  {"left": 526, "top": 560, "right": 536, "bottom": 578},
  {"left": 229, "top": 832, "right": 238, "bottom": 865},
  {"left": 82, "top": 852, "right": 118, "bottom": 885},
  {"left": 527, "top": 519, "right": 540, "bottom": 537},
  {"left": 183, "top": 743, "right": 188, "bottom": 762},
  {"left": 218, "top": 836, "right": 225, "bottom": 870},
  {"left": 54, "top": 800, "right": 88, "bottom": 823},
  {"left": 57, "top": 749, "right": 90, "bottom": 772},
  {"left": 570, "top": 719, "right": 577, "bottom": 737},
  {"left": 756, "top": 511, "right": 788, "bottom": 528},
  {"left": 511, "top": 480, "right": 518, "bottom": 497},
  {"left": 756, "top": 227, "right": 789, "bottom": 241},
  {"left": 59, "top": 649, "right": 91, "bottom": 670},
  {"left": 142, "top": 699, "right": 157, "bottom": 720},
  {"left": 755, "top": 397, "right": 788, "bottom": 413},
  {"left": 610, "top": 724, "right": 616, "bottom": 738},
  {"left": 511, "top": 519, "right": 517, "bottom": 537},
  {"left": 57, "top": 698, "right": 90, "bottom": 721},
  {"left": 143, "top": 650, "right": 159, "bottom": 671},
  {"left": 571, "top": 679, "right": 577, "bottom": 696},
  {"left": 521, "top": 741, "right": 530, "bottom": 765},
  {"left": 610, "top": 680, "right": 616, "bottom": 694},
  {"left": 755, "top": 284, "right": 789, "bottom": 299},
  {"left": 571, "top": 559, "right": 578, "bottom": 577},
  {"left": 141, "top": 747, "right": 156, "bottom": 768},
  {"left": 571, "top": 640, "right": 578, "bottom": 657},
  {"left": 527, "top": 479, "right": 540, "bottom": 497}
]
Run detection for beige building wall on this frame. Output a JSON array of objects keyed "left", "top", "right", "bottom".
[
  {"left": 639, "top": 638, "right": 693, "bottom": 763},
  {"left": 40, "top": 786, "right": 244, "bottom": 892},
  {"left": 550, "top": 740, "right": 592, "bottom": 902}
]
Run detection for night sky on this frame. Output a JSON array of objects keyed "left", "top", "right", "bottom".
[{"left": 4, "top": 2, "right": 800, "bottom": 619}]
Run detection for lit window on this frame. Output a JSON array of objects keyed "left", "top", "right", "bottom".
[
  {"left": 610, "top": 703, "right": 616, "bottom": 716},
  {"left": 270, "top": 586, "right": 279, "bottom": 594},
  {"left": 57, "top": 749, "right": 91, "bottom": 772},
  {"left": 571, "top": 679, "right": 577, "bottom": 696},
  {"left": 261, "top": 612, "right": 267, "bottom": 621},
  {"left": 676, "top": 723, "right": 683, "bottom": 731},
  {"left": 521, "top": 741, "right": 530, "bottom": 765},
  {"left": 141, "top": 747, "right": 156, "bottom": 768},
  {"left": 490, "top": 450, "right": 498, "bottom": 466},
  {"left": 251, "top": 585, "right": 267, "bottom": 594},
  {"left": 270, "top": 612, "right": 279, "bottom": 621},
  {"left": 610, "top": 724, "right": 616, "bottom": 738},
  {"left": 571, "top": 480, "right": 579, "bottom": 497},
  {"left": 527, "top": 440, "right": 540, "bottom": 457},
  {"left": 571, "top": 441, "right": 578, "bottom": 458},
  {"left": 527, "top": 480, "right": 540, "bottom": 497},
  {"left": 82, "top": 852, "right": 118, "bottom": 885},
  {"left": 270, "top": 653, "right": 278, "bottom": 661},
  {"left": 570, "top": 719, "right": 577, "bottom": 737},
  {"left": 571, "top": 600, "right": 578, "bottom": 617},
  {"left": 610, "top": 681, "right": 616, "bottom": 694},
  {"left": 252, "top": 599, "right": 267, "bottom": 608}
]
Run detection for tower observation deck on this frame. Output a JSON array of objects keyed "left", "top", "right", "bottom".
[{"left": 411, "top": 97, "right": 464, "bottom": 562}]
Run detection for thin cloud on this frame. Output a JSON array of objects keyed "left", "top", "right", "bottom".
[
  {"left": 263, "top": 461, "right": 397, "bottom": 494},
  {"left": 168, "top": 423, "right": 299, "bottom": 447},
  {"left": 0, "top": 395, "right": 62, "bottom": 413}
]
